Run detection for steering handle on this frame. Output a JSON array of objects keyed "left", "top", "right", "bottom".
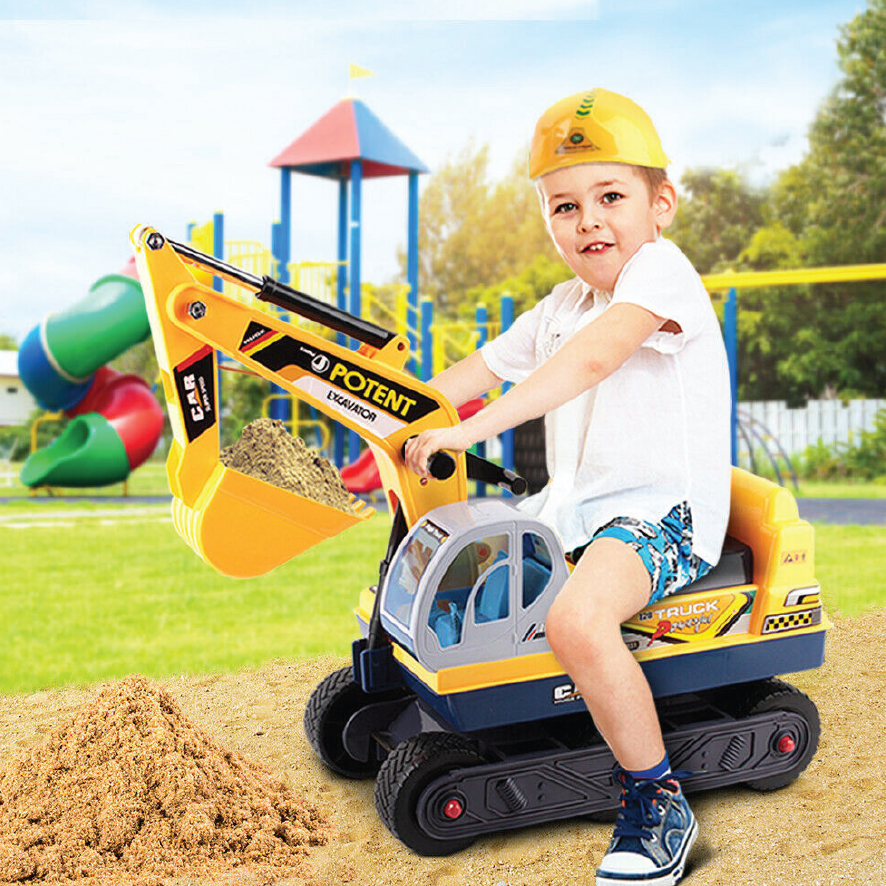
[{"left": 401, "top": 438, "right": 456, "bottom": 481}]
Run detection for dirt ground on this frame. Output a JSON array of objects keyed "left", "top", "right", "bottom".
[{"left": 1, "top": 611, "right": 884, "bottom": 886}]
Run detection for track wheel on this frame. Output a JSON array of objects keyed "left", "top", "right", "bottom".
[
  {"left": 375, "top": 731, "right": 485, "bottom": 856},
  {"left": 737, "top": 678, "right": 821, "bottom": 791},
  {"left": 304, "top": 666, "right": 406, "bottom": 779}
]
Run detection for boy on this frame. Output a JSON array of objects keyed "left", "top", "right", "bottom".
[{"left": 405, "top": 88, "right": 731, "bottom": 886}]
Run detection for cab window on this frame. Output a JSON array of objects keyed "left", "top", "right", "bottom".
[
  {"left": 522, "top": 532, "right": 553, "bottom": 608},
  {"left": 385, "top": 523, "right": 444, "bottom": 630},
  {"left": 429, "top": 534, "right": 509, "bottom": 648}
]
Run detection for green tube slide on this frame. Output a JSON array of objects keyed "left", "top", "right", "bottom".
[
  {"left": 19, "top": 413, "right": 131, "bottom": 488},
  {"left": 46, "top": 274, "right": 150, "bottom": 379}
]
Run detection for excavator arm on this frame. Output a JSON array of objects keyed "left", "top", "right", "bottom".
[{"left": 131, "top": 225, "right": 467, "bottom": 578}]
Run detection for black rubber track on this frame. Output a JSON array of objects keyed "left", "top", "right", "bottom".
[
  {"left": 725, "top": 677, "right": 821, "bottom": 791},
  {"left": 375, "top": 731, "right": 486, "bottom": 856},
  {"left": 304, "top": 666, "right": 405, "bottom": 779}
]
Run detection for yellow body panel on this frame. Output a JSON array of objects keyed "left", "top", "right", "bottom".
[
  {"left": 359, "top": 466, "right": 828, "bottom": 696},
  {"left": 392, "top": 619, "right": 828, "bottom": 696}
]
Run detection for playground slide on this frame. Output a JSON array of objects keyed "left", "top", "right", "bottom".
[
  {"left": 340, "top": 397, "right": 486, "bottom": 496},
  {"left": 17, "top": 258, "right": 165, "bottom": 487}
]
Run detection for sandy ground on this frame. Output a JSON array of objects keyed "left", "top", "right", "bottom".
[{"left": 1, "top": 611, "right": 884, "bottom": 886}]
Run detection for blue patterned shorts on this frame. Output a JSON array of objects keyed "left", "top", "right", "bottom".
[{"left": 571, "top": 502, "right": 713, "bottom": 606}]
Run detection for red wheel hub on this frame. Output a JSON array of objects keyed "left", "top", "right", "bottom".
[
  {"left": 777, "top": 733, "right": 797, "bottom": 754},
  {"left": 443, "top": 798, "right": 464, "bottom": 819}
]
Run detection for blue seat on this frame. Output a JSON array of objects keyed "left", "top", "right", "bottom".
[
  {"left": 522, "top": 556, "right": 552, "bottom": 608},
  {"left": 476, "top": 553, "right": 510, "bottom": 623},
  {"left": 431, "top": 601, "right": 462, "bottom": 648}
]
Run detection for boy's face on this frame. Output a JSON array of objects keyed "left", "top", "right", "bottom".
[{"left": 538, "top": 163, "right": 677, "bottom": 292}]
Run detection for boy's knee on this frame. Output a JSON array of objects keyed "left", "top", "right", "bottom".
[{"left": 546, "top": 592, "right": 610, "bottom": 661}]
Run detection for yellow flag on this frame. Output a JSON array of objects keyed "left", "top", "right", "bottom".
[{"left": 349, "top": 63, "right": 375, "bottom": 80}]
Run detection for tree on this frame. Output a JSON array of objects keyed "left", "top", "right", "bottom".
[
  {"left": 747, "top": 0, "right": 886, "bottom": 402},
  {"left": 0, "top": 333, "right": 17, "bottom": 350},
  {"left": 411, "top": 142, "right": 557, "bottom": 315},
  {"left": 803, "top": 0, "right": 886, "bottom": 267},
  {"left": 110, "top": 338, "right": 158, "bottom": 385},
  {"left": 667, "top": 168, "right": 767, "bottom": 274}
]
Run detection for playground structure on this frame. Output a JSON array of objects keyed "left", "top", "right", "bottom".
[
  {"left": 17, "top": 82, "right": 886, "bottom": 495},
  {"left": 16, "top": 259, "right": 164, "bottom": 488}
]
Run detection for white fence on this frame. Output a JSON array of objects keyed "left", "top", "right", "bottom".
[{"left": 739, "top": 399, "right": 886, "bottom": 457}]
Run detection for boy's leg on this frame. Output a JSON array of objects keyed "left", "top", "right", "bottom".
[
  {"left": 546, "top": 534, "right": 697, "bottom": 886},
  {"left": 546, "top": 535, "right": 663, "bottom": 770}
]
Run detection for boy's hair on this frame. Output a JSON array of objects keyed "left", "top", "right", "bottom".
[
  {"left": 636, "top": 165, "right": 670, "bottom": 199},
  {"left": 534, "top": 163, "right": 671, "bottom": 204}
]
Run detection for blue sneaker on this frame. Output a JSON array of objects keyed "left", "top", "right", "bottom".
[{"left": 595, "top": 767, "right": 697, "bottom": 886}]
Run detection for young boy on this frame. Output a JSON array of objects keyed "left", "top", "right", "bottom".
[{"left": 405, "top": 88, "right": 731, "bottom": 886}]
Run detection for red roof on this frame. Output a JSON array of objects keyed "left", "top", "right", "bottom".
[{"left": 269, "top": 98, "right": 427, "bottom": 179}]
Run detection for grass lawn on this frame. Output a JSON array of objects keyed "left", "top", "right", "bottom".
[
  {"left": 792, "top": 480, "right": 886, "bottom": 499},
  {"left": 2, "top": 499, "right": 884, "bottom": 696},
  {"left": 2, "top": 507, "right": 392, "bottom": 695},
  {"left": 0, "top": 461, "right": 171, "bottom": 500}
]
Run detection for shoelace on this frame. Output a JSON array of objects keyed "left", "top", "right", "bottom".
[{"left": 611, "top": 767, "right": 693, "bottom": 842}]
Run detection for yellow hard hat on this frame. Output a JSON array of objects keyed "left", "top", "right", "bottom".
[{"left": 528, "top": 88, "right": 670, "bottom": 180}]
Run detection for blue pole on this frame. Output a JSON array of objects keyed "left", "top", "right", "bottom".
[
  {"left": 407, "top": 171, "right": 420, "bottom": 375},
  {"left": 348, "top": 160, "right": 363, "bottom": 463},
  {"left": 212, "top": 212, "right": 224, "bottom": 292},
  {"left": 212, "top": 212, "right": 224, "bottom": 441},
  {"left": 474, "top": 303, "right": 488, "bottom": 498},
  {"left": 271, "top": 173, "right": 292, "bottom": 424},
  {"left": 420, "top": 299, "right": 433, "bottom": 383},
  {"left": 500, "top": 295, "right": 515, "bottom": 490},
  {"left": 724, "top": 287, "right": 739, "bottom": 466},
  {"left": 277, "top": 168, "right": 291, "bottom": 284},
  {"left": 334, "top": 177, "right": 349, "bottom": 469}
]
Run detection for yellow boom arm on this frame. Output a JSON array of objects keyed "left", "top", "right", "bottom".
[{"left": 132, "top": 225, "right": 467, "bottom": 578}]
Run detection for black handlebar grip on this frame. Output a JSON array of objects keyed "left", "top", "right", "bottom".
[
  {"left": 502, "top": 469, "right": 528, "bottom": 496},
  {"left": 401, "top": 438, "right": 456, "bottom": 481},
  {"left": 426, "top": 451, "right": 456, "bottom": 481}
]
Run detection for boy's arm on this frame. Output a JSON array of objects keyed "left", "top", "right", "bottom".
[
  {"left": 427, "top": 348, "right": 504, "bottom": 407},
  {"left": 405, "top": 303, "right": 665, "bottom": 477}
]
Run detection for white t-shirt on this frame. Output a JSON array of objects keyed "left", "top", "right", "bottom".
[{"left": 480, "top": 237, "right": 731, "bottom": 566}]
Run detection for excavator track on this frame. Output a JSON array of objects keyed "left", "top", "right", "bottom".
[{"left": 374, "top": 679, "right": 819, "bottom": 854}]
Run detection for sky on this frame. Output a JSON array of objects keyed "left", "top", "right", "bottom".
[{"left": 0, "top": 0, "right": 868, "bottom": 345}]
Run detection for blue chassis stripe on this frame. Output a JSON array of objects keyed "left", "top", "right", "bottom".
[{"left": 399, "top": 631, "right": 826, "bottom": 733}]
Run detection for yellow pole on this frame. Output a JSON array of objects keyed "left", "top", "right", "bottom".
[{"left": 702, "top": 263, "right": 886, "bottom": 292}]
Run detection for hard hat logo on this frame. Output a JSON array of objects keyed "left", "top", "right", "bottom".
[
  {"left": 528, "top": 87, "right": 670, "bottom": 180},
  {"left": 556, "top": 128, "right": 601, "bottom": 158}
]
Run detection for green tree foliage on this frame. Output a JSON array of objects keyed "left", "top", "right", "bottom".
[
  {"left": 221, "top": 370, "right": 267, "bottom": 446},
  {"left": 110, "top": 337, "right": 158, "bottom": 385},
  {"left": 733, "top": 0, "right": 886, "bottom": 403},
  {"left": 0, "top": 333, "right": 18, "bottom": 350},
  {"left": 667, "top": 168, "right": 767, "bottom": 274},
  {"left": 415, "top": 142, "right": 558, "bottom": 316},
  {"left": 462, "top": 254, "right": 573, "bottom": 324}
]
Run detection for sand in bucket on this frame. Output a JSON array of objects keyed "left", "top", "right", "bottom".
[
  {"left": 220, "top": 419, "right": 356, "bottom": 516},
  {"left": 174, "top": 418, "right": 371, "bottom": 578}
]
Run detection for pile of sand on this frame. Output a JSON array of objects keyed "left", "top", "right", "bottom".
[
  {"left": 220, "top": 419, "right": 356, "bottom": 515},
  {"left": 0, "top": 676, "right": 328, "bottom": 885}
]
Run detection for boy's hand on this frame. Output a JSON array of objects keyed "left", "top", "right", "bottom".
[{"left": 404, "top": 425, "right": 472, "bottom": 479}]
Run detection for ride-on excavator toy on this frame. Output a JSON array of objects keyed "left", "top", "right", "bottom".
[{"left": 134, "top": 226, "right": 829, "bottom": 857}]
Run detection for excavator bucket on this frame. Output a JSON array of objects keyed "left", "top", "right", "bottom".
[
  {"left": 171, "top": 461, "right": 373, "bottom": 579},
  {"left": 132, "top": 225, "right": 376, "bottom": 579}
]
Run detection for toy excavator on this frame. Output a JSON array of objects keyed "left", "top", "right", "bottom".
[{"left": 134, "top": 226, "right": 829, "bottom": 857}]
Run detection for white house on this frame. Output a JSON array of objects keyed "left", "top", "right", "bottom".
[{"left": 0, "top": 350, "right": 36, "bottom": 426}]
